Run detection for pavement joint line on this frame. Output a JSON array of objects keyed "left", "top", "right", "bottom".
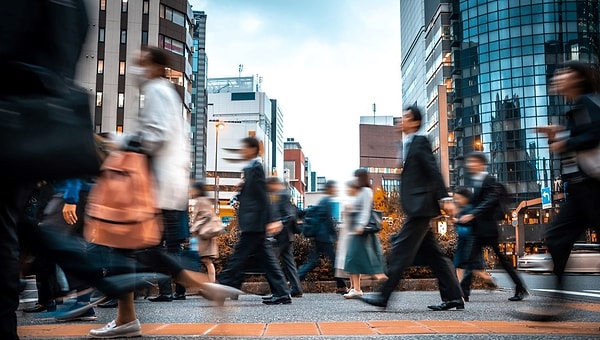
[{"left": 202, "top": 323, "right": 218, "bottom": 336}]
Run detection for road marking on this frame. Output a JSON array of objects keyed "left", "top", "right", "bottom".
[
  {"left": 583, "top": 290, "right": 600, "bottom": 293},
  {"left": 534, "top": 288, "right": 600, "bottom": 298}
]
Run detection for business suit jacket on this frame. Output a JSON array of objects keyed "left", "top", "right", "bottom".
[
  {"left": 315, "top": 195, "right": 338, "bottom": 244},
  {"left": 470, "top": 174, "right": 503, "bottom": 238},
  {"left": 271, "top": 189, "right": 296, "bottom": 244},
  {"left": 237, "top": 159, "right": 271, "bottom": 233},
  {"left": 400, "top": 135, "right": 448, "bottom": 217}
]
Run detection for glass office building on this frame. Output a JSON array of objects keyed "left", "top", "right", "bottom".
[{"left": 451, "top": 0, "right": 600, "bottom": 203}]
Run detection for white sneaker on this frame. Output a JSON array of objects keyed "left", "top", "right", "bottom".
[
  {"left": 88, "top": 319, "right": 142, "bottom": 338},
  {"left": 343, "top": 289, "right": 364, "bottom": 299}
]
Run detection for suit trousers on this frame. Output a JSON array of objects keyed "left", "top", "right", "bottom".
[
  {"left": 380, "top": 216, "right": 462, "bottom": 302},
  {"left": 546, "top": 177, "right": 600, "bottom": 282},
  {"left": 273, "top": 240, "right": 302, "bottom": 294},
  {"left": 219, "top": 232, "right": 290, "bottom": 297},
  {"left": 156, "top": 210, "right": 187, "bottom": 296},
  {"left": 0, "top": 183, "right": 32, "bottom": 340},
  {"left": 468, "top": 236, "right": 524, "bottom": 290},
  {"left": 298, "top": 241, "right": 347, "bottom": 288}
]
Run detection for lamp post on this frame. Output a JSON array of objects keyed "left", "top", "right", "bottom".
[{"left": 214, "top": 121, "right": 225, "bottom": 214}]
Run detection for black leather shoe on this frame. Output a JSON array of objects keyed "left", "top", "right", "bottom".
[
  {"left": 360, "top": 294, "right": 388, "bottom": 308},
  {"left": 172, "top": 293, "right": 186, "bottom": 301},
  {"left": 262, "top": 295, "right": 292, "bottom": 305},
  {"left": 508, "top": 287, "right": 529, "bottom": 301},
  {"left": 336, "top": 287, "right": 349, "bottom": 295},
  {"left": 463, "top": 296, "right": 470, "bottom": 302},
  {"left": 427, "top": 299, "right": 465, "bottom": 311},
  {"left": 23, "top": 300, "right": 57, "bottom": 313},
  {"left": 149, "top": 294, "right": 173, "bottom": 302},
  {"left": 97, "top": 298, "right": 118, "bottom": 308}
]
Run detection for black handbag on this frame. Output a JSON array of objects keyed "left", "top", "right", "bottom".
[
  {"left": 363, "top": 209, "right": 383, "bottom": 234},
  {"left": 0, "top": 63, "right": 100, "bottom": 180}
]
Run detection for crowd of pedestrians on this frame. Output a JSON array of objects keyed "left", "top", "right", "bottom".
[{"left": 3, "top": 2, "right": 600, "bottom": 339}]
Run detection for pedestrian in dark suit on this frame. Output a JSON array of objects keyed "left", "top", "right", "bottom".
[
  {"left": 297, "top": 181, "right": 348, "bottom": 293},
  {"left": 459, "top": 152, "right": 527, "bottom": 301},
  {"left": 218, "top": 137, "right": 292, "bottom": 305},
  {"left": 266, "top": 176, "right": 303, "bottom": 297},
  {"left": 361, "top": 106, "right": 464, "bottom": 311}
]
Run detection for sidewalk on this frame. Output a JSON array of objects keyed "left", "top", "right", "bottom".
[{"left": 17, "top": 290, "right": 600, "bottom": 339}]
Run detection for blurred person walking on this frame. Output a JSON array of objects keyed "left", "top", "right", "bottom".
[
  {"left": 217, "top": 137, "right": 292, "bottom": 305},
  {"left": 459, "top": 152, "right": 527, "bottom": 302},
  {"left": 361, "top": 106, "right": 464, "bottom": 311},
  {"left": 529, "top": 62, "right": 600, "bottom": 319},
  {"left": 297, "top": 180, "right": 348, "bottom": 294},
  {"left": 342, "top": 171, "right": 385, "bottom": 299},
  {"left": 88, "top": 46, "right": 239, "bottom": 339},
  {"left": 41, "top": 178, "right": 98, "bottom": 321},
  {"left": 265, "top": 176, "right": 303, "bottom": 298},
  {"left": 451, "top": 187, "right": 497, "bottom": 302},
  {"left": 0, "top": 1, "right": 89, "bottom": 338},
  {"left": 189, "top": 181, "right": 221, "bottom": 283}
]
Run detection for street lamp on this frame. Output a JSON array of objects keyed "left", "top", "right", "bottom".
[{"left": 214, "top": 121, "right": 225, "bottom": 214}]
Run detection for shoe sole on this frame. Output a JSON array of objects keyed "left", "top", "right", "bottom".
[
  {"left": 88, "top": 330, "right": 142, "bottom": 338},
  {"left": 262, "top": 300, "right": 292, "bottom": 305}
]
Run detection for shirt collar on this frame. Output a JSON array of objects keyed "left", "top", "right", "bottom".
[{"left": 472, "top": 171, "right": 488, "bottom": 182}]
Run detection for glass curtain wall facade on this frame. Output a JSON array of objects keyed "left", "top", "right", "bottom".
[
  {"left": 401, "top": 0, "right": 428, "bottom": 112},
  {"left": 451, "top": 0, "right": 600, "bottom": 205}
]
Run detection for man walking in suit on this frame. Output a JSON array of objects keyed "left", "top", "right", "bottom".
[
  {"left": 361, "top": 106, "right": 464, "bottom": 311},
  {"left": 217, "top": 137, "right": 292, "bottom": 305},
  {"left": 458, "top": 152, "right": 528, "bottom": 301},
  {"left": 266, "top": 176, "right": 303, "bottom": 297}
]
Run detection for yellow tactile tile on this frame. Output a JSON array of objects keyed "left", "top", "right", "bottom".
[
  {"left": 317, "top": 321, "right": 377, "bottom": 335},
  {"left": 205, "top": 322, "right": 265, "bottom": 336},
  {"left": 264, "top": 322, "right": 320, "bottom": 336}
]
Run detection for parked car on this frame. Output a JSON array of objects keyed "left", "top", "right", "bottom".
[{"left": 517, "top": 244, "right": 600, "bottom": 273}]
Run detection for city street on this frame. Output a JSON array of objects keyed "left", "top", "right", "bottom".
[{"left": 17, "top": 272, "right": 600, "bottom": 339}]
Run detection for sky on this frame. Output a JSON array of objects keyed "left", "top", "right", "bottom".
[{"left": 190, "top": 0, "right": 402, "bottom": 182}]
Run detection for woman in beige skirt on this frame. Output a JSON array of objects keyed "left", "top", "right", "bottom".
[{"left": 190, "top": 182, "right": 222, "bottom": 282}]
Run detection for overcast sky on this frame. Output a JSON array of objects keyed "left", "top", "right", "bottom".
[{"left": 190, "top": 0, "right": 401, "bottom": 182}]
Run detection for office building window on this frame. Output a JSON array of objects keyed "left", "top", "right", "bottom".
[
  {"left": 100, "top": 0, "right": 106, "bottom": 11},
  {"left": 159, "top": 4, "right": 185, "bottom": 27},
  {"left": 97, "top": 60, "right": 104, "bottom": 74},
  {"left": 141, "top": 31, "right": 148, "bottom": 45},
  {"left": 121, "top": 0, "right": 128, "bottom": 13},
  {"left": 158, "top": 35, "right": 184, "bottom": 55},
  {"left": 120, "top": 30, "right": 127, "bottom": 44},
  {"left": 96, "top": 92, "right": 103, "bottom": 107},
  {"left": 119, "top": 61, "right": 126, "bottom": 76},
  {"left": 143, "top": 0, "right": 149, "bottom": 14},
  {"left": 118, "top": 93, "right": 125, "bottom": 108},
  {"left": 99, "top": 28, "right": 105, "bottom": 42}
]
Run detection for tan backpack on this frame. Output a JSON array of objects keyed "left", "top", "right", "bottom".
[{"left": 85, "top": 151, "right": 163, "bottom": 249}]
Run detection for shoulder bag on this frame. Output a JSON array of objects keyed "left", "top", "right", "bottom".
[{"left": 84, "top": 151, "right": 163, "bottom": 249}]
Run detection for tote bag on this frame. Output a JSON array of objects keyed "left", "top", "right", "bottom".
[{"left": 84, "top": 151, "right": 163, "bottom": 249}]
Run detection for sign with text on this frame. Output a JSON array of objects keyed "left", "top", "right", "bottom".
[{"left": 541, "top": 187, "right": 552, "bottom": 209}]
